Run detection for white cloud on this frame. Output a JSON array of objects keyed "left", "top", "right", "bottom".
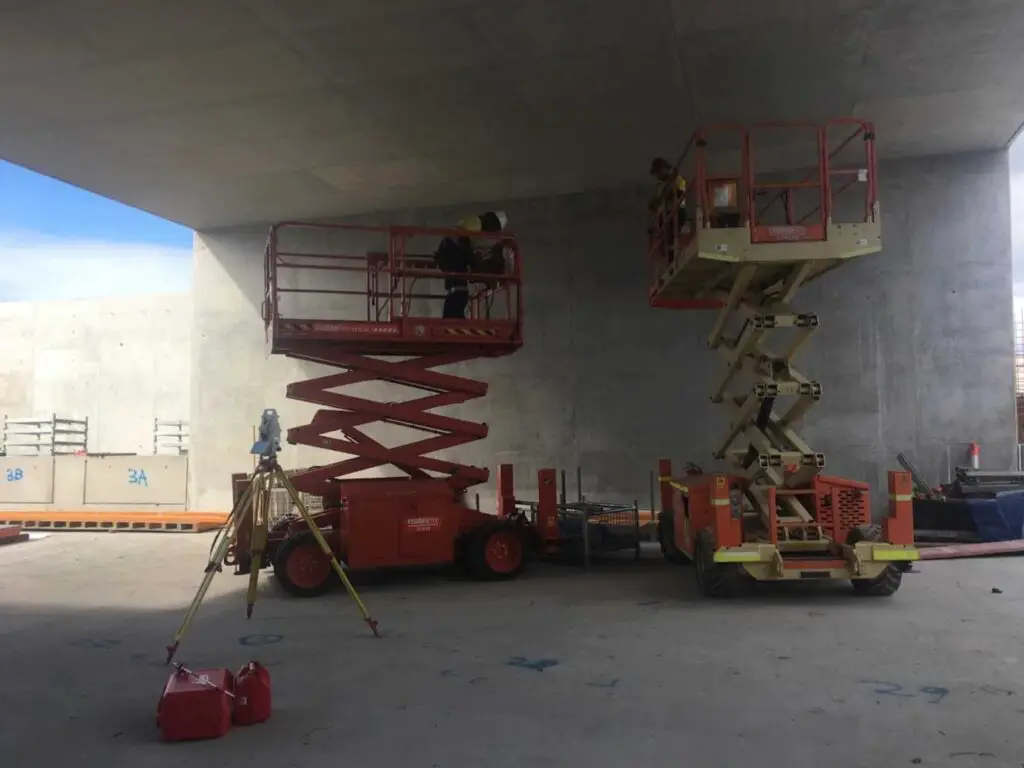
[{"left": 0, "top": 230, "right": 191, "bottom": 301}]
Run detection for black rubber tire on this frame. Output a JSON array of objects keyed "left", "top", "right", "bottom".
[
  {"left": 694, "top": 531, "right": 745, "bottom": 598},
  {"left": 272, "top": 530, "right": 334, "bottom": 598},
  {"left": 658, "top": 513, "right": 690, "bottom": 565},
  {"left": 847, "top": 525, "right": 903, "bottom": 596},
  {"left": 465, "top": 522, "right": 526, "bottom": 581}
]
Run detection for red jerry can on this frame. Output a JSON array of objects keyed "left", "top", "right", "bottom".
[
  {"left": 156, "top": 666, "right": 234, "bottom": 742},
  {"left": 233, "top": 661, "right": 272, "bottom": 725}
]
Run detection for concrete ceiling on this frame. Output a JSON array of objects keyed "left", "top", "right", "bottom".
[{"left": 0, "top": 0, "right": 1022, "bottom": 229}]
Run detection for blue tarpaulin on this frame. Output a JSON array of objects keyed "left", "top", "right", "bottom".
[{"left": 965, "top": 490, "right": 1024, "bottom": 542}]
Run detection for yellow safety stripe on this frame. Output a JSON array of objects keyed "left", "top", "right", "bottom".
[
  {"left": 711, "top": 499, "right": 730, "bottom": 507},
  {"left": 713, "top": 550, "right": 761, "bottom": 563},
  {"left": 658, "top": 476, "right": 689, "bottom": 494},
  {"left": 675, "top": 176, "right": 687, "bottom": 193},
  {"left": 870, "top": 547, "right": 919, "bottom": 562},
  {"left": 888, "top": 493, "right": 913, "bottom": 502},
  {"left": 443, "top": 328, "right": 497, "bottom": 336}
]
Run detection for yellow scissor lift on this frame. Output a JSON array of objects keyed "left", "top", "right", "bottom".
[{"left": 650, "top": 120, "right": 918, "bottom": 597}]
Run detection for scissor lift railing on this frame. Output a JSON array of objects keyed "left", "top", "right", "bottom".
[
  {"left": 262, "top": 222, "right": 523, "bottom": 498},
  {"left": 649, "top": 119, "right": 880, "bottom": 532},
  {"left": 264, "top": 222, "right": 522, "bottom": 357}
]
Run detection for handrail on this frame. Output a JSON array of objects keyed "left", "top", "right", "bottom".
[
  {"left": 648, "top": 117, "right": 877, "bottom": 275},
  {"left": 264, "top": 222, "right": 523, "bottom": 338}
]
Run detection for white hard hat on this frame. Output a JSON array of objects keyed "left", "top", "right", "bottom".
[{"left": 495, "top": 210, "right": 508, "bottom": 230}]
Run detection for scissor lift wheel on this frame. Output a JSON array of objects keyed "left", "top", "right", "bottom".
[
  {"left": 694, "top": 531, "right": 746, "bottom": 598},
  {"left": 273, "top": 531, "right": 334, "bottom": 598},
  {"left": 847, "top": 526, "right": 903, "bottom": 596},
  {"left": 463, "top": 521, "right": 526, "bottom": 580}
]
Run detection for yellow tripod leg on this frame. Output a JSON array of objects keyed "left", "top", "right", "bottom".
[
  {"left": 244, "top": 472, "right": 271, "bottom": 619},
  {"left": 274, "top": 467, "right": 381, "bottom": 637},
  {"left": 166, "top": 476, "right": 257, "bottom": 663}
]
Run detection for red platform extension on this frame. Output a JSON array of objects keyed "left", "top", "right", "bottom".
[{"left": 157, "top": 667, "right": 234, "bottom": 742}]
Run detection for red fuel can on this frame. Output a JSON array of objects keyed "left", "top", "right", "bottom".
[
  {"left": 233, "top": 661, "right": 272, "bottom": 725},
  {"left": 156, "top": 666, "right": 234, "bottom": 742}
]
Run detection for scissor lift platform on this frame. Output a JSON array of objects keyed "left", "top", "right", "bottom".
[
  {"left": 265, "top": 222, "right": 522, "bottom": 359},
  {"left": 648, "top": 119, "right": 917, "bottom": 596},
  {"left": 231, "top": 220, "right": 531, "bottom": 595},
  {"left": 651, "top": 218, "right": 881, "bottom": 310},
  {"left": 649, "top": 120, "right": 882, "bottom": 311},
  {"left": 271, "top": 316, "right": 521, "bottom": 358}
]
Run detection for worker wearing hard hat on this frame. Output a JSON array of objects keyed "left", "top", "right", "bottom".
[
  {"left": 648, "top": 157, "right": 688, "bottom": 263},
  {"left": 649, "top": 157, "right": 686, "bottom": 219},
  {"left": 457, "top": 210, "right": 508, "bottom": 233},
  {"left": 435, "top": 210, "right": 508, "bottom": 319}
]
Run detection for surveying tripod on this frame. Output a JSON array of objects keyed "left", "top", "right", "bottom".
[{"left": 166, "top": 409, "right": 380, "bottom": 664}]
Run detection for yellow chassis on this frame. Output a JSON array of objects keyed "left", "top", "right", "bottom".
[{"left": 714, "top": 541, "right": 919, "bottom": 581}]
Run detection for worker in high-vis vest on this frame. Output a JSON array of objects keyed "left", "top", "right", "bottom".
[
  {"left": 648, "top": 157, "right": 687, "bottom": 263},
  {"left": 649, "top": 157, "right": 686, "bottom": 221},
  {"left": 435, "top": 210, "right": 508, "bottom": 319}
]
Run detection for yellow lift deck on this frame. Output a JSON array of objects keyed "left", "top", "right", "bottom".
[{"left": 650, "top": 119, "right": 917, "bottom": 597}]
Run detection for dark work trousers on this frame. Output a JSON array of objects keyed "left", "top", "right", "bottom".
[
  {"left": 443, "top": 278, "right": 469, "bottom": 319},
  {"left": 436, "top": 236, "right": 473, "bottom": 319}
]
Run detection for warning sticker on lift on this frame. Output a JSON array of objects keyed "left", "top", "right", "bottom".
[
  {"left": 764, "top": 225, "right": 808, "bottom": 242},
  {"left": 405, "top": 517, "right": 442, "bottom": 533}
]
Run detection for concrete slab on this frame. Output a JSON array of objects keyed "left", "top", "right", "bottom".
[
  {"left": 1, "top": 533, "right": 1023, "bottom": 766},
  {"left": 1, "top": 0, "right": 1023, "bottom": 227}
]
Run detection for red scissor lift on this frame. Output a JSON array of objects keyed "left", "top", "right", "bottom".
[
  {"left": 649, "top": 119, "right": 918, "bottom": 596},
  {"left": 235, "top": 221, "right": 538, "bottom": 595}
]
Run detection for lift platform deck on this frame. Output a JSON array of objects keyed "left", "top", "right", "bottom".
[
  {"left": 649, "top": 119, "right": 917, "bottom": 596},
  {"left": 650, "top": 119, "right": 881, "bottom": 311}
]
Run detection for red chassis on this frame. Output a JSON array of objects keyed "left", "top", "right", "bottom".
[{"left": 229, "top": 464, "right": 562, "bottom": 596}]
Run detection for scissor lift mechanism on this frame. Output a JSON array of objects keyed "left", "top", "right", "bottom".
[
  {"left": 228, "top": 222, "right": 543, "bottom": 593},
  {"left": 649, "top": 120, "right": 917, "bottom": 595}
]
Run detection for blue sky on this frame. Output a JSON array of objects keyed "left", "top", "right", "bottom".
[{"left": 0, "top": 160, "right": 192, "bottom": 302}]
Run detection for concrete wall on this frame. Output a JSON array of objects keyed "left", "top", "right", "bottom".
[
  {"left": 0, "top": 294, "right": 191, "bottom": 454},
  {"left": 191, "top": 149, "right": 1016, "bottom": 513}
]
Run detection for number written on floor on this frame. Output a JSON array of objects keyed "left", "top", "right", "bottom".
[
  {"left": 128, "top": 468, "right": 148, "bottom": 487},
  {"left": 858, "top": 680, "right": 949, "bottom": 704},
  {"left": 5, "top": 468, "right": 23, "bottom": 482}
]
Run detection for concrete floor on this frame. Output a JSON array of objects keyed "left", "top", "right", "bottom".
[{"left": 1, "top": 535, "right": 1023, "bottom": 768}]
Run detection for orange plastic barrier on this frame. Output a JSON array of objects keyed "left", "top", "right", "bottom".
[{"left": 0, "top": 511, "right": 227, "bottom": 533}]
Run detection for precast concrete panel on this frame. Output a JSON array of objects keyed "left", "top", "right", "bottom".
[
  {"left": 0, "top": 458, "right": 54, "bottom": 504},
  {"left": 84, "top": 456, "right": 188, "bottom": 505}
]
